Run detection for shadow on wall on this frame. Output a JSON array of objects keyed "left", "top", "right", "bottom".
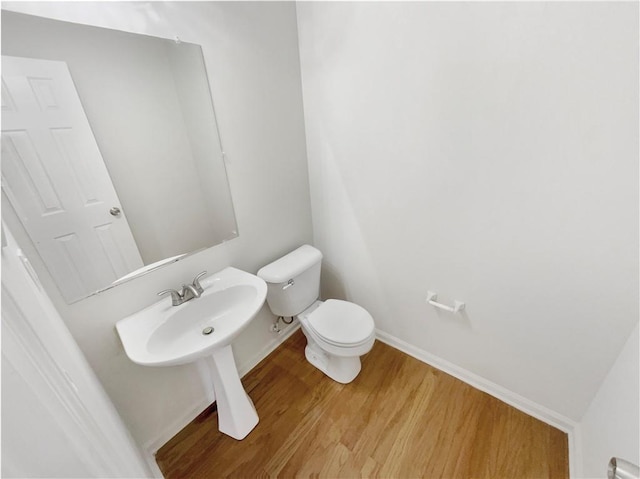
[{"left": 321, "top": 262, "right": 348, "bottom": 302}]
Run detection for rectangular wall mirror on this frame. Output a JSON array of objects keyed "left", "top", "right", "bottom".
[{"left": 1, "top": 11, "right": 238, "bottom": 303}]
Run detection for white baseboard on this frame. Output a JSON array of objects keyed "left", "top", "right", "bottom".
[
  {"left": 142, "top": 321, "right": 301, "bottom": 466},
  {"left": 142, "top": 395, "right": 212, "bottom": 465},
  {"left": 144, "top": 452, "right": 165, "bottom": 479},
  {"left": 375, "top": 329, "right": 581, "bottom": 478},
  {"left": 238, "top": 322, "right": 301, "bottom": 378}
]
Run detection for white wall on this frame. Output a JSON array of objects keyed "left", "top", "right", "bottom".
[
  {"left": 297, "top": 2, "right": 638, "bottom": 423},
  {"left": 2, "top": 1, "right": 311, "bottom": 451},
  {"left": 579, "top": 323, "right": 639, "bottom": 478}
]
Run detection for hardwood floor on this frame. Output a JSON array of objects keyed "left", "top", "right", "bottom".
[{"left": 156, "top": 329, "right": 569, "bottom": 478}]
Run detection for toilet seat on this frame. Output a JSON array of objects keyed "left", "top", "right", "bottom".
[{"left": 307, "top": 299, "right": 375, "bottom": 347}]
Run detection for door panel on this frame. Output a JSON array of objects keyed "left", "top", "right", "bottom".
[
  {"left": 1, "top": 224, "right": 153, "bottom": 477},
  {"left": 1, "top": 56, "right": 143, "bottom": 300}
]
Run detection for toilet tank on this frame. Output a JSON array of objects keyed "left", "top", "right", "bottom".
[{"left": 257, "top": 245, "right": 323, "bottom": 317}]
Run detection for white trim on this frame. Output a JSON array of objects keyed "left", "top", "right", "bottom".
[
  {"left": 144, "top": 455, "right": 165, "bottom": 479},
  {"left": 569, "top": 424, "right": 584, "bottom": 479},
  {"left": 143, "top": 322, "right": 301, "bottom": 458},
  {"left": 375, "top": 329, "right": 581, "bottom": 478},
  {"left": 375, "top": 329, "right": 576, "bottom": 431},
  {"left": 142, "top": 396, "right": 211, "bottom": 468}
]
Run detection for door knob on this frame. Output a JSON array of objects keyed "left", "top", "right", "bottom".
[{"left": 110, "top": 207, "right": 121, "bottom": 217}]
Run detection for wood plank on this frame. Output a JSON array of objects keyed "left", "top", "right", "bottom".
[{"left": 156, "top": 330, "right": 569, "bottom": 478}]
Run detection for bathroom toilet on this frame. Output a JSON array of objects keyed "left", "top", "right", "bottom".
[{"left": 257, "top": 245, "right": 375, "bottom": 384}]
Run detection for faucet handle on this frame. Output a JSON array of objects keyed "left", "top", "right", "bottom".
[
  {"left": 192, "top": 271, "right": 207, "bottom": 294},
  {"left": 157, "top": 288, "right": 182, "bottom": 306}
]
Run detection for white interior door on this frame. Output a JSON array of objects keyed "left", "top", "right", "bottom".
[
  {"left": 1, "top": 55, "right": 143, "bottom": 301},
  {"left": 1, "top": 223, "right": 154, "bottom": 478}
]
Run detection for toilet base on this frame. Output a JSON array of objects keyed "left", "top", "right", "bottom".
[{"left": 304, "top": 340, "right": 362, "bottom": 384}]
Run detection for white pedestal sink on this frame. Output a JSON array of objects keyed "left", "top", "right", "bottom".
[{"left": 116, "top": 267, "right": 266, "bottom": 440}]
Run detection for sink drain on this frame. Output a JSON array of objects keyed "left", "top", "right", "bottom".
[{"left": 202, "top": 326, "right": 214, "bottom": 335}]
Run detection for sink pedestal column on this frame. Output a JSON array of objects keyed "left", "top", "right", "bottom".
[{"left": 207, "top": 345, "right": 259, "bottom": 440}]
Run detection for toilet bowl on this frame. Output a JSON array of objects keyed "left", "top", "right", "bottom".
[
  {"left": 298, "top": 300, "right": 375, "bottom": 383},
  {"left": 257, "top": 245, "right": 376, "bottom": 384}
]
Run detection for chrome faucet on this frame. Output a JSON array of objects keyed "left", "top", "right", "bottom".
[
  {"left": 158, "top": 271, "right": 207, "bottom": 306},
  {"left": 181, "top": 283, "right": 201, "bottom": 301}
]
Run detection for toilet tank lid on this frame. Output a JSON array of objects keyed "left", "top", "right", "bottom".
[{"left": 257, "top": 245, "right": 322, "bottom": 283}]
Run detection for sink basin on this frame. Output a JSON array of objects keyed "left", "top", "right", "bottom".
[{"left": 116, "top": 267, "right": 266, "bottom": 367}]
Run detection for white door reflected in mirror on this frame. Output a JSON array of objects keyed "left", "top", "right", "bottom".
[{"left": 1, "top": 56, "right": 144, "bottom": 300}]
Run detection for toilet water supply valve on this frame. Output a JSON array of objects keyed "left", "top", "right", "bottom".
[
  {"left": 271, "top": 315, "right": 294, "bottom": 333},
  {"left": 271, "top": 278, "right": 296, "bottom": 332}
]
